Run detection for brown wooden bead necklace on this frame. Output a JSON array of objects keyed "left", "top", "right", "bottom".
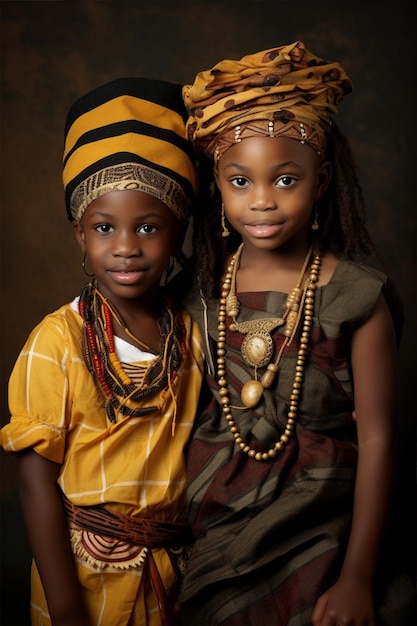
[{"left": 217, "top": 243, "right": 321, "bottom": 461}]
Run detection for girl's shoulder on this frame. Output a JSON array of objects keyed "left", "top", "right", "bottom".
[
  {"left": 319, "top": 257, "right": 403, "bottom": 343},
  {"left": 22, "top": 300, "right": 83, "bottom": 352},
  {"left": 325, "top": 256, "right": 387, "bottom": 286}
]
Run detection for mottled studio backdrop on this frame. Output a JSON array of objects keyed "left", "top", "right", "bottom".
[{"left": 1, "top": 2, "right": 415, "bottom": 624}]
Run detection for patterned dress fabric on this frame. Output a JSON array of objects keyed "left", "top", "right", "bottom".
[{"left": 174, "top": 259, "right": 415, "bottom": 626}]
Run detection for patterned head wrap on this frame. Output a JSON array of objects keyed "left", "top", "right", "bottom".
[
  {"left": 63, "top": 77, "right": 198, "bottom": 222},
  {"left": 183, "top": 41, "right": 352, "bottom": 161}
]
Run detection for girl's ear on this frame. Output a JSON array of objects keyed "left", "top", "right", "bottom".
[
  {"left": 73, "top": 221, "right": 86, "bottom": 253},
  {"left": 213, "top": 164, "right": 219, "bottom": 187},
  {"left": 315, "top": 160, "right": 332, "bottom": 200}
]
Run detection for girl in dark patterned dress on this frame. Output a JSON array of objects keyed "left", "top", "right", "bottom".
[{"left": 173, "top": 41, "right": 416, "bottom": 625}]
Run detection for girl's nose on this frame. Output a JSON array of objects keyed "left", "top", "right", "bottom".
[
  {"left": 249, "top": 186, "right": 278, "bottom": 211},
  {"left": 113, "top": 231, "right": 141, "bottom": 257}
]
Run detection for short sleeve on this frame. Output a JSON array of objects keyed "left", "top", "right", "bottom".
[
  {"left": 318, "top": 260, "right": 386, "bottom": 339},
  {"left": 0, "top": 307, "right": 80, "bottom": 463}
]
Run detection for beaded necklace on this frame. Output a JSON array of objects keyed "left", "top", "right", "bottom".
[
  {"left": 217, "top": 245, "right": 321, "bottom": 461},
  {"left": 79, "top": 280, "right": 186, "bottom": 423}
]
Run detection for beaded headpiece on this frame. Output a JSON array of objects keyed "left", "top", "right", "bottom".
[
  {"left": 183, "top": 41, "right": 352, "bottom": 161},
  {"left": 63, "top": 77, "right": 198, "bottom": 222}
]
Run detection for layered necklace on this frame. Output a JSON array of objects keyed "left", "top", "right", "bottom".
[
  {"left": 79, "top": 280, "right": 186, "bottom": 423},
  {"left": 217, "top": 243, "right": 321, "bottom": 461}
]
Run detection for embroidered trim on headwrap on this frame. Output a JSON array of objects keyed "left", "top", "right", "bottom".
[
  {"left": 63, "top": 77, "right": 198, "bottom": 222},
  {"left": 69, "top": 162, "right": 188, "bottom": 224},
  {"left": 183, "top": 41, "right": 352, "bottom": 161}
]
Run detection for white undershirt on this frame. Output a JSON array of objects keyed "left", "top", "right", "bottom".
[{"left": 71, "top": 296, "right": 157, "bottom": 364}]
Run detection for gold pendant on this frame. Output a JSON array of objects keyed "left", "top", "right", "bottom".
[
  {"left": 231, "top": 317, "right": 285, "bottom": 368},
  {"left": 241, "top": 331, "right": 273, "bottom": 367},
  {"left": 241, "top": 379, "right": 264, "bottom": 408}
]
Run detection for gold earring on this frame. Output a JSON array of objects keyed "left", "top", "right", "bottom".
[
  {"left": 82, "top": 253, "right": 94, "bottom": 277},
  {"left": 221, "top": 202, "right": 230, "bottom": 238},
  {"left": 311, "top": 205, "right": 319, "bottom": 231}
]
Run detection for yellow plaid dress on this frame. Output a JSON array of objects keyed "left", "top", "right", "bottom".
[{"left": 1, "top": 299, "right": 204, "bottom": 626}]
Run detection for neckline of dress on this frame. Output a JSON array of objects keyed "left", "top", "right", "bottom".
[{"left": 234, "top": 257, "right": 343, "bottom": 298}]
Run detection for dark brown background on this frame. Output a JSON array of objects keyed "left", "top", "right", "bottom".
[{"left": 1, "top": 2, "right": 415, "bottom": 624}]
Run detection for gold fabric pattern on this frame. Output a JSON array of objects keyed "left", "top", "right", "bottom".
[{"left": 183, "top": 41, "right": 352, "bottom": 160}]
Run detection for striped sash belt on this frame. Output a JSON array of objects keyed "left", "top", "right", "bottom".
[
  {"left": 62, "top": 492, "right": 192, "bottom": 546},
  {"left": 62, "top": 492, "right": 192, "bottom": 625}
]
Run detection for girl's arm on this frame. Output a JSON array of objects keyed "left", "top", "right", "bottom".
[
  {"left": 18, "top": 449, "right": 90, "bottom": 626},
  {"left": 311, "top": 293, "right": 398, "bottom": 626}
]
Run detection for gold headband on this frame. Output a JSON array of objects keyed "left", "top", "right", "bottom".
[{"left": 183, "top": 41, "right": 352, "bottom": 161}]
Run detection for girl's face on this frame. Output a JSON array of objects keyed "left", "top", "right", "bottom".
[
  {"left": 215, "top": 135, "right": 330, "bottom": 254},
  {"left": 74, "top": 189, "right": 182, "bottom": 309}
]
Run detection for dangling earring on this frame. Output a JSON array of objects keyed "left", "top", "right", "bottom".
[
  {"left": 221, "top": 202, "right": 230, "bottom": 238},
  {"left": 311, "top": 204, "right": 319, "bottom": 231},
  {"left": 82, "top": 253, "right": 94, "bottom": 277}
]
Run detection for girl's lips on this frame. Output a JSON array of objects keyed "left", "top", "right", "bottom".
[
  {"left": 108, "top": 270, "right": 145, "bottom": 284},
  {"left": 244, "top": 222, "right": 283, "bottom": 238}
]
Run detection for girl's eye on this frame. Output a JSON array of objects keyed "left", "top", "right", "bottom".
[
  {"left": 230, "top": 177, "right": 249, "bottom": 188},
  {"left": 95, "top": 224, "right": 113, "bottom": 233},
  {"left": 138, "top": 224, "right": 158, "bottom": 235},
  {"left": 277, "top": 175, "right": 296, "bottom": 188}
]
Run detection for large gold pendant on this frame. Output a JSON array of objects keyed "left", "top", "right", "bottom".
[
  {"left": 241, "top": 331, "right": 273, "bottom": 367},
  {"left": 241, "top": 379, "right": 264, "bottom": 408}
]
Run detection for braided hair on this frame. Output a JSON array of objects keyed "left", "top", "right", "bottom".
[{"left": 190, "top": 122, "right": 380, "bottom": 300}]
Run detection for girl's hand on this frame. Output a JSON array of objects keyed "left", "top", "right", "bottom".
[{"left": 311, "top": 574, "right": 375, "bottom": 626}]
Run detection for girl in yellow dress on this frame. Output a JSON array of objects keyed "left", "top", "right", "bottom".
[{"left": 0, "top": 77, "right": 204, "bottom": 626}]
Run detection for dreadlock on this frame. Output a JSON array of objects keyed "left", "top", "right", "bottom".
[
  {"left": 190, "top": 122, "right": 381, "bottom": 301},
  {"left": 316, "top": 122, "right": 378, "bottom": 261}
]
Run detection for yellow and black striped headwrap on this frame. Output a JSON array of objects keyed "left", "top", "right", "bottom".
[{"left": 63, "top": 77, "right": 198, "bottom": 222}]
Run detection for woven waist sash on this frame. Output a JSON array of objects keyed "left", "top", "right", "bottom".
[
  {"left": 62, "top": 492, "right": 191, "bottom": 625},
  {"left": 62, "top": 492, "right": 192, "bottom": 547}
]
